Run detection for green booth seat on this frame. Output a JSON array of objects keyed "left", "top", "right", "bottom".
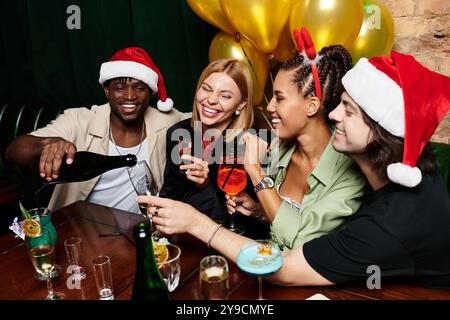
[{"left": 0, "top": 104, "right": 65, "bottom": 216}]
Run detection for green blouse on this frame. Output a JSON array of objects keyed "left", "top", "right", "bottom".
[{"left": 268, "top": 130, "right": 366, "bottom": 250}]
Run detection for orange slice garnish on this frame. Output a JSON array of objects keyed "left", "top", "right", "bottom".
[
  {"left": 153, "top": 243, "right": 169, "bottom": 265},
  {"left": 258, "top": 243, "right": 272, "bottom": 255},
  {"left": 23, "top": 220, "right": 41, "bottom": 238}
]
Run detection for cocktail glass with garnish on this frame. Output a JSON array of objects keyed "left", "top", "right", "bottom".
[
  {"left": 19, "top": 204, "right": 62, "bottom": 281},
  {"left": 217, "top": 149, "right": 247, "bottom": 235},
  {"left": 25, "top": 225, "right": 65, "bottom": 300},
  {"left": 236, "top": 240, "right": 283, "bottom": 300}
]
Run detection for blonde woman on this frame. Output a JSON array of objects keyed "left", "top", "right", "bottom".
[{"left": 159, "top": 59, "right": 257, "bottom": 226}]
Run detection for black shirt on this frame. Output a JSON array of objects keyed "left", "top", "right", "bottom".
[
  {"left": 303, "top": 169, "right": 450, "bottom": 288},
  {"left": 159, "top": 119, "right": 269, "bottom": 238}
]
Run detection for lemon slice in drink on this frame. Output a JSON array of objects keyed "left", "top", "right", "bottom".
[
  {"left": 153, "top": 243, "right": 169, "bottom": 265},
  {"left": 23, "top": 220, "right": 41, "bottom": 238}
]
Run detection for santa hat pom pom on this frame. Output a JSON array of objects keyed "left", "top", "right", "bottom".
[
  {"left": 157, "top": 98, "right": 174, "bottom": 112},
  {"left": 387, "top": 163, "right": 422, "bottom": 188}
]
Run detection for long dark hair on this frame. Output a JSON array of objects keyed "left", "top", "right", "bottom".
[
  {"left": 280, "top": 45, "right": 353, "bottom": 124},
  {"left": 361, "top": 110, "right": 436, "bottom": 181}
]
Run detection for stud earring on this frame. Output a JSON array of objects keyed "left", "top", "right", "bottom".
[{"left": 235, "top": 110, "right": 240, "bottom": 116}]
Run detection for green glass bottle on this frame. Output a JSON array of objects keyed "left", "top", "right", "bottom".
[{"left": 131, "top": 222, "right": 170, "bottom": 300}]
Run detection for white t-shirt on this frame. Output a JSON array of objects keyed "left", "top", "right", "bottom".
[{"left": 87, "top": 138, "right": 148, "bottom": 214}]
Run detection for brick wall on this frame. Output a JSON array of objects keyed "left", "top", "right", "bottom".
[{"left": 379, "top": 0, "right": 449, "bottom": 143}]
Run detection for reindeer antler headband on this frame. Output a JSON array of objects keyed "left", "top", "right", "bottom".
[{"left": 293, "top": 27, "right": 322, "bottom": 101}]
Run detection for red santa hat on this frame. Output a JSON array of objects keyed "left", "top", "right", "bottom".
[
  {"left": 342, "top": 51, "right": 450, "bottom": 187},
  {"left": 99, "top": 46, "right": 173, "bottom": 112}
]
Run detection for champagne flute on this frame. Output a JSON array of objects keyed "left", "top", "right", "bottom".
[
  {"left": 127, "top": 161, "right": 161, "bottom": 238},
  {"left": 26, "top": 226, "right": 65, "bottom": 300},
  {"left": 217, "top": 149, "right": 247, "bottom": 235},
  {"left": 236, "top": 240, "right": 283, "bottom": 300}
]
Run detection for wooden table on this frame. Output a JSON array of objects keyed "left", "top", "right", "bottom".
[{"left": 1, "top": 201, "right": 450, "bottom": 300}]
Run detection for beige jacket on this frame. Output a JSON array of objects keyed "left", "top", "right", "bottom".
[{"left": 31, "top": 103, "right": 189, "bottom": 211}]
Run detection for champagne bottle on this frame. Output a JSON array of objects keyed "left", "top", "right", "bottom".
[
  {"left": 131, "top": 222, "right": 170, "bottom": 300},
  {"left": 45, "top": 151, "right": 137, "bottom": 184}
]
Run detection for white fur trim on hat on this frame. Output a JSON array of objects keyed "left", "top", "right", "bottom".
[
  {"left": 387, "top": 162, "right": 422, "bottom": 187},
  {"left": 342, "top": 58, "right": 405, "bottom": 138},
  {"left": 157, "top": 98, "right": 174, "bottom": 112},
  {"left": 99, "top": 60, "right": 158, "bottom": 92}
]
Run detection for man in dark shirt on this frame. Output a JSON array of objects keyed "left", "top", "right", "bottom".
[
  {"left": 304, "top": 168, "right": 450, "bottom": 288},
  {"left": 138, "top": 51, "right": 450, "bottom": 288}
]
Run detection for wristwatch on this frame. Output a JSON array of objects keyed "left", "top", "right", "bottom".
[{"left": 254, "top": 176, "right": 274, "bottom": 193}]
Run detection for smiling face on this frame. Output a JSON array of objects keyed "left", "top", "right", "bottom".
[
  {"left": 104, "top": 78, "right": 151, "bottom": 125},
  {"left": 328, "top": 92, "right": 373, "bottom": 156},
  {"left": 195, "top": 72, "right": 245, "bottom": 132},
  {"left": 266, "top": 70, "right": 311, "bottom": 139}
]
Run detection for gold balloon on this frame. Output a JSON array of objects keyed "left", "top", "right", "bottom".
[
  {"left": 187, "top": 0, "right": 236, "bottom": 35},
  {"left": 220, "top": 0, "right": 291, "bottom": 53},
  {"left": 273, "top": 23, "right": 296, "bottom": 63},
  {"left": 209, "top": 32, "right": 269, "bottom": 105},
  {"left": 289, "top": 0, "right": 364, "bottom": 51},
  {"left": 349, "top": 0, "right": 395, "bottom": 64}
]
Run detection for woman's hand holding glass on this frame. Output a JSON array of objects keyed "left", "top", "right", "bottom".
[
  {"left": 180, "top": 155, "right": 210, "bottom": 187},
  {"left": 225, "top": 191, "right": 259, "bottom": 216},
  {"left": 137, "top": 195, "right": 200, "bottom": 236}
]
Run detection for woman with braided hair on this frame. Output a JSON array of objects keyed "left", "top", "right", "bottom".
[{"left": 226, "top": 42, "right": 366, "bottom": 249}]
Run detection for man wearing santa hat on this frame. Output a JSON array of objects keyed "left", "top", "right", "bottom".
[
  {"left": 290, "top": 51, "right": 450, "bottom": 288},
  {"left": 139, "top": 50, "right": 450, "bottom": 288},
  {"left": 6, "top": 47, "right": 189, "bottom": 213}
]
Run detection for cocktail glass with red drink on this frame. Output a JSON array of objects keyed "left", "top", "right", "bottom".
[{"left": 217, "top": 149, "right": 247, "bottom": 234}]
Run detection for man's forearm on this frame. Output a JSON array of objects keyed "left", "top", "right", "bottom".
[
  {"left": 267, "top": 246, "right": 335, "bottom": 287},
  {"left": 6, "top": 135, "right": 47, "bottom": 167}
]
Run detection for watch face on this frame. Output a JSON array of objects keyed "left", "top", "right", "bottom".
[{"left": 263, "top": 177, "right": 274, "bottom": 188}]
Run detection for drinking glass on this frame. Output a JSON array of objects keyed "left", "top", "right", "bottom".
[
  {"left": 64, "top": 237, "right": 86, "bottom": 280},
  {"left": 27, "top": 208, "right": 62, "bottom": 281},
  {"left": 199, "top": 255, "right": 229, "bottom": 300},
  {"left": 236, "top": 240, "right": 283, "bottom": 300},
  {"left": 217, "top": 149, "right": 247, "bottom": 234},
  {"left": 157, "top": 243, "right": 181, "bottom": 292},
  {"left": 26, "top": 226, "right": 65, "bottom": 300},
  {"left": 127, "top": 160, "right": 161, "bottom": 238},
  {"left": 93, "top": 255, "right": 114, "bottom": 300}
]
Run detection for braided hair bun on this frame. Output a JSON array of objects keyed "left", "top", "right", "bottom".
[{"left": 280, "top": 45, "right": 353, "bottom": 123}]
